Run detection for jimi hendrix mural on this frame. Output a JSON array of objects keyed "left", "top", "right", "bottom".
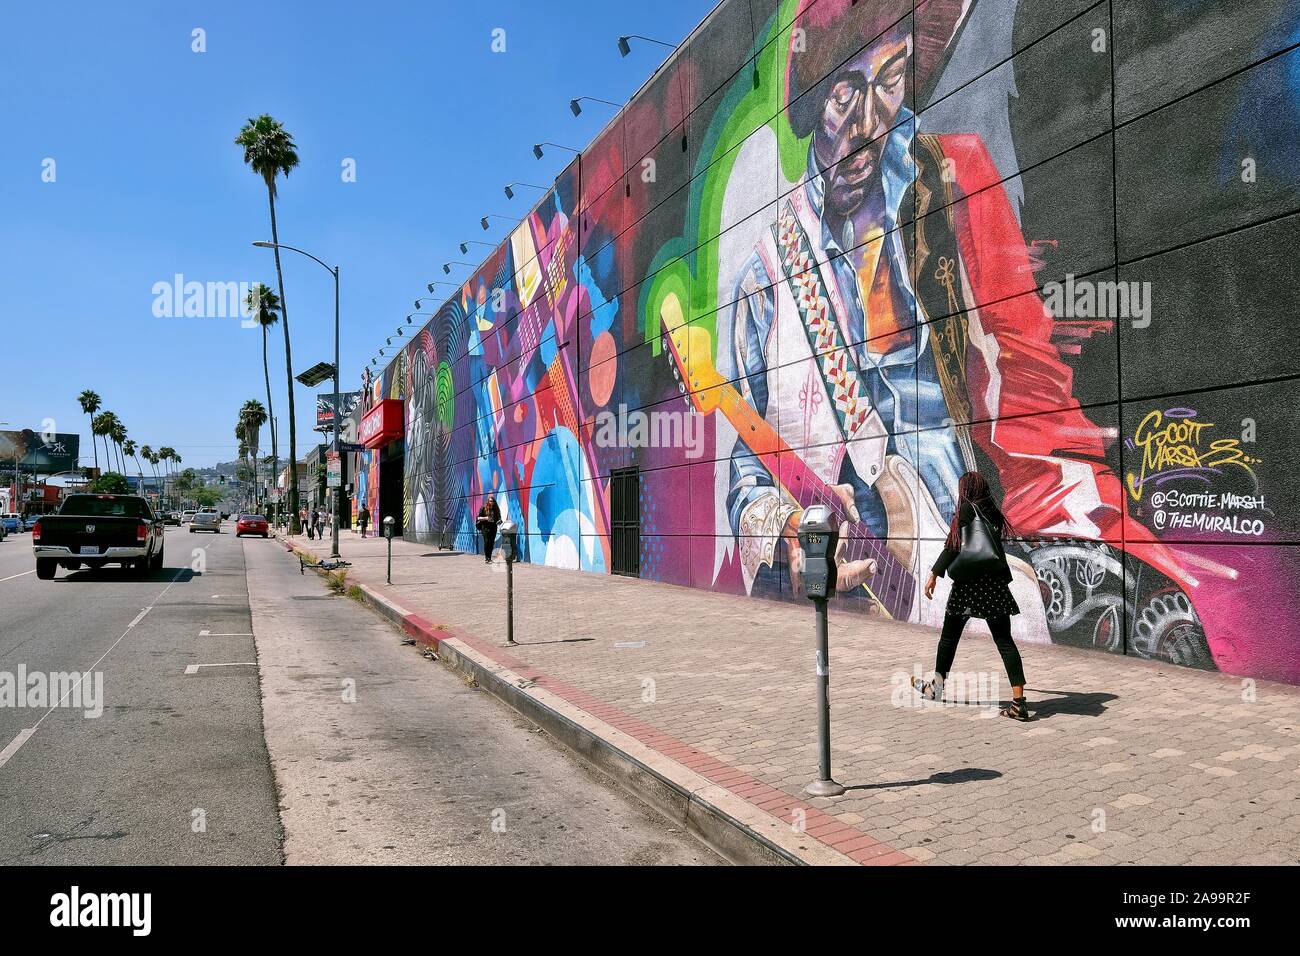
[{"left": 363, "top": 0, "right": 1300, "bottom": 684}]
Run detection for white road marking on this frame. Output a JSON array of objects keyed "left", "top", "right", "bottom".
[
  {"left": 0, "top": 570, "right": 35, "bottom": 583},
  {"left": 0, "top": 729, "right": 36, "bottom": 769},
  {"left": 184, "top": 662, "right": 257, "bottom": 675},
  {"left": 0, "top": 569, "right": 188, "bottom": 770},
  {"left": 199, "top": 631, "right": 253, "bottom": 637}
]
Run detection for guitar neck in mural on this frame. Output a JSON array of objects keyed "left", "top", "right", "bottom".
[{"left": 659, "top": 294, "right": 916, "bottom": 619}]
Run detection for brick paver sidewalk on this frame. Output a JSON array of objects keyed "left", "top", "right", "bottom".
[{"left": 281, "top": 530, "right": 1300, "bottom": 865}]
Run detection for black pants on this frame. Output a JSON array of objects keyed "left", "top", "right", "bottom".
[
  {"left": 481, "top": 527, "right": 496, "bottom": 561},
  {"left": 936, "top": 613, "right": 1026, "bottom": 688}
]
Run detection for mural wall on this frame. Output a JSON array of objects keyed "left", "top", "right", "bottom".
[{"left": 362, "top": 0, "right": 1300, "bottom": 684}]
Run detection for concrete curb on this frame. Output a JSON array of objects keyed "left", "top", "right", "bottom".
[{"left": 345, "top": 579, "right": 857, "bottom": 866}]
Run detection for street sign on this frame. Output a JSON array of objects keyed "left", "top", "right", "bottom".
[{"left": 327, "top": 471, "right": 341, "bottom": 488}]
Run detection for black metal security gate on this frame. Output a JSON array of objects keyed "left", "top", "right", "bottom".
[{"left": 610, "top": 467, "right": 640, "bottom": 577}]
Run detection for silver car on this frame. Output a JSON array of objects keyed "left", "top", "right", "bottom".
[{"left": 190, "top": 511, "right": 222, "bottom": 533}]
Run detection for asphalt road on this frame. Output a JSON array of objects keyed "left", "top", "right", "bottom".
[
  {"left": 0, "top": 524, "right": 719, "bottom": 866},
  {"left": 0, "top": 525, "right": 281, "bottom": 864}
]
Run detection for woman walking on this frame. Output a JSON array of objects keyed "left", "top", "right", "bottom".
[
  {"left": 476, "top": 495, "right": 501, "bottom": 564},
  {"left": 914, "top": 472, "right": 1030, "bottom": 720}
]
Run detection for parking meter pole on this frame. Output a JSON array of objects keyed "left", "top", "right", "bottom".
[
  {"left": 501, "top": 520, "right": 518, "bottom": 645},
  {"left": 506, "top": 558, "right": 515, "bottom": 645},
  {"left": 807, "top": 596, "right": 843, "bottom": 797},
  {"left": 798, "top": 506, "right": 846, "bottom": 798}
]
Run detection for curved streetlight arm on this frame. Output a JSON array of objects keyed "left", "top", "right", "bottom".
[{"left": 252, "top": 240, "right": 337, "bottom": 277}]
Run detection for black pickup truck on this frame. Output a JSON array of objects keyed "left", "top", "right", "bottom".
[{"left": 32, "top": 494, "right": 165, "bottom": 579}]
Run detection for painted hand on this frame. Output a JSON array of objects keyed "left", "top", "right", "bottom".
[{"left": 831, "top": 483, "right": 876, "bottom": 591}]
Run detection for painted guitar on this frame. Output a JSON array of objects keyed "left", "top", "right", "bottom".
[{"left": 659, "top": 294, "right": 949, "bottom": 620}]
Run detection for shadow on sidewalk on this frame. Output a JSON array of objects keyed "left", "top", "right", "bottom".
[
  {"left": 844, "top": 767, "right": 1002, "bottom": 791},
  {"left": 506, "top": 638, "right": 597, "bottom": 647},
  {"left": 936, "top": 689, "right": 1117, "bottom": 719},
  {"left": 1021, "top": 689, "right": 1117, "bottom": 719}
]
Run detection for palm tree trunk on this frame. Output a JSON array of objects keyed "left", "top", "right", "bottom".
[
  {"left": 267, "top": 188, "right": 299, "bottom": 535},
  {"left": 87, "top": 416, "right": 99, "bottom": 471},
  {"left": 262, "top": 324, "right": 278, "bottom": 513}
]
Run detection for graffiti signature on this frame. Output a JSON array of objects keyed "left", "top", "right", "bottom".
[{"left": 1126, "top": 409, "right": 1259, "bottom": 501}]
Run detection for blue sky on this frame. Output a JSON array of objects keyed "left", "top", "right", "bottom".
[{"left": 0, "top": 0, "right": 710, "bottom": 469}]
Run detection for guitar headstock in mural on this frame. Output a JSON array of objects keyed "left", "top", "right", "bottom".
[{"left": 658, "top": 293, "right": 724, "bottom": 414}]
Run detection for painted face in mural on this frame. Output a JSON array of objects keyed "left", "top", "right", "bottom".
[{"left": 813, "top": 30, "right": 910, "bottom": 218}]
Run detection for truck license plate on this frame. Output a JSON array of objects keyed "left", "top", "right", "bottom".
[{"left": 81, "top": 546, "right": 100, "bottom": 556}]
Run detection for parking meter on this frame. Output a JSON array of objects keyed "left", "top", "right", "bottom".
[
  {"left": 499, "top": 519, "right": 518, "bottom": 564},
  {"left": 499, "top": 519, "right": 518, "bottom": 644},
  {"left": 383, "top": 515, "right": 395, "bottom": 584},
  {"left": 797, "top": 505, "right": 845, "bottom": 797},
  {"left": 797, "top": 505, "right": 839, "bottom": 599}
]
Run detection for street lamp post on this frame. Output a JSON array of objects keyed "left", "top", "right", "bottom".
[{"left": 252, "top": 240, "right": 342, "bottom": 559}]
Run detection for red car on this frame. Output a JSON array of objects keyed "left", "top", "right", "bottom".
[{"left": 235, "top": 514, "right": 270, "bottom": 538}]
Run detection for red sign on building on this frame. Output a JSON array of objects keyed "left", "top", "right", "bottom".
[{"left": 359, "top": 399, "right": 404, "bottom": 449}]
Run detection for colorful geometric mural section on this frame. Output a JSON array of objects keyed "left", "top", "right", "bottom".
[{"left": 360, "top": 0, "right": 1300, "bottom": 684}]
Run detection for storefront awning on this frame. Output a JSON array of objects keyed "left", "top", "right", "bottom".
[{"left": 359, "top": 399, "right": 404, "bottom": 450}]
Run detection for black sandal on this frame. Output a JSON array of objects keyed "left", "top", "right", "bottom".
[
  {"left": 1000, "top": 697, "right": 1031, "bottom": 721},
  {"left": 910, "top": 676, "right": 942, "bottom": 701}
]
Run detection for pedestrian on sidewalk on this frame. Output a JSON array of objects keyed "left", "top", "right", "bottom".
[
  {"left": 299, "top": 507, "right": 310, "bottom": 538},
  {"left": 475, "top": 495, "right": 501, "bottom": 564},
  {"left": 358, "top": 503, "right": 370, "bottom": 538},
  {"left": 914, "top": 472, "right": 1030, "bottom": 721}
]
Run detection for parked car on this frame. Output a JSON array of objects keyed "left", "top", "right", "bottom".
[
  {"left": 190, "top": 511, "right": 221, "bottom": 533},
  {"left": 23, "top": 514, "right": 41, "bottom": 531},
  {"left": 235, "top": 514, "right": 269, "bottom": 538},
  {"left": 1, "top": 513, "right": 22, "bottom": 535},
  {"left": 32, "top": 494, "right": 164, "bottom": 579}
]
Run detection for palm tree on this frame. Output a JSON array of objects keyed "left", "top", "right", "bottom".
[
  {"left": 240, "top": 399, "right": 268, "bottom": 504},
  {"left": 237, "top": 114, "right": 301, "bottom": 533},
  {"left": 158, "top": 446, "right": 176, "bottom": 501},
  {"left": 244, "top": 284, "right": 280, "bottom": 500},
  {"left": 91, "top": 413, "right": 114, "bottom": 473},
  {"left": 140, "top": 444, "right": 156, "bottom": 493},
  {"left": 123, "top": 439, "right": 140, "bottom": 481},
  {"left": 77, "top": 390, "right": 102, "bottom": 473},
  {"left": 109, "top": 419, "right": 128, "bottom": 474}
]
